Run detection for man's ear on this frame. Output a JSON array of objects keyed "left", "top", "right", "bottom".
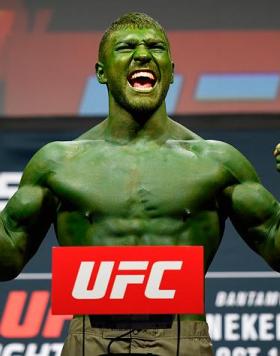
[
  {"left": 170, "top": 62, "right": 175, "bottom": 84},
  {"left": 95, "top": 62, "right": 107, "bottom": 84}
]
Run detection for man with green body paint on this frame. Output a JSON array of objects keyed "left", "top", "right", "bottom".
[{"left": 0, "top": 12, "right": 280, "bottom": 355}]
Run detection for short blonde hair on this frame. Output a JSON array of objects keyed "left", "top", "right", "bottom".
[{"left": 98, "top": 12, "right": 169, "bottom": 62}]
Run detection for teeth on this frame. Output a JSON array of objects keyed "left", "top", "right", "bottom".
[{"left": 131, "top": 71, "right": 155, "bottom": 80}]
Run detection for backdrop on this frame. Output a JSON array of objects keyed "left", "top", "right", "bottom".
[{"left": 1, "top": 0, "right": 280, "bottom": 116}]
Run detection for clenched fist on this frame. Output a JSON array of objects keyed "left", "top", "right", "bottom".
[{"left": 274, "top": 144, "right": 280, "bottom": 171}]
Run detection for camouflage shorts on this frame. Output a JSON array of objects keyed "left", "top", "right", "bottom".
[{"left": 61, "top": 316, "right": 213, "bottom": 356}]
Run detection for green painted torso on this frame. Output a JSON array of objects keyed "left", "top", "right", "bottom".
[{"left": 46, "top": 139, "right": 230, "bottom": 272}]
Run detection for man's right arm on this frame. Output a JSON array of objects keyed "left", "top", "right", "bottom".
[
  {"left": 0, "top": 144, "right": 58, "bottom": 280},
  {"left": 207, "top": 140, "right": 280, "bottom": 272}
]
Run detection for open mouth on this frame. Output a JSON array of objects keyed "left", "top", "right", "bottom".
[{"left": 128, "top": 70, "right": 157, "bottom": 92}]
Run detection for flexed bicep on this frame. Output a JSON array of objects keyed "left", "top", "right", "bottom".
[
  {"left": 0, "top": 143, "right": 59, "bottom": 280},
  {"left": 205, "top": 140, "right": 280, "bottom": 272},
  {"left": 0, "top": 184, "right": 57, "bottom": 280},
  {"left": 222, "top": 181, "right": 280, "bottom": 272}
]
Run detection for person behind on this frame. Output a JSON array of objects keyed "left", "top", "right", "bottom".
[{"left": 0, "top": 12, "right": 279, "bottom": 356}]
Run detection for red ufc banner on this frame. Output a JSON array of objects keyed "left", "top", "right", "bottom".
[{"left": 52, "top": 246, "right": 204, "bottom": 315}]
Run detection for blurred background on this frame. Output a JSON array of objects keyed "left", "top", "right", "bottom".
[{"left": 0, "top": 1, "right": 280, "bottom": 355}]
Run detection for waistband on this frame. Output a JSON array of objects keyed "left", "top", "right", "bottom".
[{"left": 68, "top": 316, "right": 210, "bottom": 340}]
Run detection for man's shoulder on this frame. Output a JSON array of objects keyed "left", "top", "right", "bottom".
[
  {"left": 20, "top": 140, "right": 88, "bottom": 185},
  {"left": 33, "top": 140, "right": 81, "bottom": 162},
  {"left": 170, "top": 139, "right": 259, "bottom": 183},
  {"left": 201, "top": 140, "right": 259, "bottom": 183},
  {"left": 201, "top": 139, "right": 238, "bottom": 155},
  {"left": 201, "top": 139, "right": 248, "bottom": 163}
]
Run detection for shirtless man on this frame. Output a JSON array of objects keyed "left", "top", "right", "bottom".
[{"left": 0, "top": 12, "right": 279, "bottom": 356}]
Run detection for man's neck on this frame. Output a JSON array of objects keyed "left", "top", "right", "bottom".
[{"left": 104, "top": 103, "right": 169, "bottom": 144}]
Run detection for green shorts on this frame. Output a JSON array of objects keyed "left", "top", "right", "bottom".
[{"left": 61, "top": 316, "right": 213, "bottom": 355}]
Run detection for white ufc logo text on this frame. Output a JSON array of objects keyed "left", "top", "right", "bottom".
[{"left": 72, "top": 260, "right": 183, "bottom": 300}]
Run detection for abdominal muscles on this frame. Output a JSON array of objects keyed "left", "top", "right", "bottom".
[{"left": 56, "top": 209, "right": 224, "bottom": 271}]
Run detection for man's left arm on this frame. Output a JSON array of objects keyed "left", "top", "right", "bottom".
[{"left": 210, "top": 141, "right": 280, "bottom": 272}]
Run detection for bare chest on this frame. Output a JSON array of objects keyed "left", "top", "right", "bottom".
[{"left": 48, "top": 143, "right": 227, "bottom": 217}]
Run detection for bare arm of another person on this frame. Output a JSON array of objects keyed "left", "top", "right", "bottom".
[
  {"left": 0, "top": 144, "right": 58, "bottom": 280},
  {"left": 209, "top": 141, "right": 280, "bottom": 272}
]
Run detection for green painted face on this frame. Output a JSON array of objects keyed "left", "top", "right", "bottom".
[{"left": 96, "top": 27, "right": 174, "bottom": 114}]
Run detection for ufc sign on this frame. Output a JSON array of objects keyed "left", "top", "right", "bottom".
[
  {"left": 72, "top": 260, "right": 183, "bottom": 300},
  {"left": 52, "top": 246, "right": 204, "bottom": 315}
]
